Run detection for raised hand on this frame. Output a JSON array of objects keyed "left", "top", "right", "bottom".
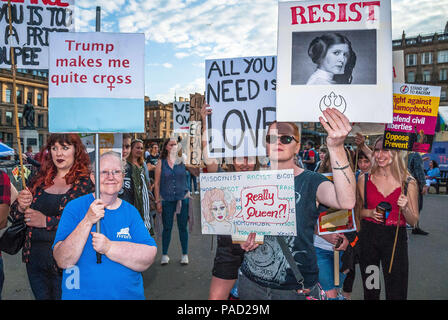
[{"left": 319, "top": 108, "right": 352, "bottom": 149}]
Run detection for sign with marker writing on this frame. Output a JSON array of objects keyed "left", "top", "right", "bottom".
[
  {"left": 48, "top": 32, "right": 145, "bottom": 133},
  {"left": 383, "top": 83, "right": 441, "bottom": 153},
  {"left": 276, "top": 0, "right": 392, "bottom": 123},
  {"left": 173, "top": 101, "right": 190, "bottom": 133},
  {"left": 200, "top": 169, "right": 296, "bottom": 237},
  {"left": 205, "top": 56, "right": 276, "bottom": 158},
  {"left": 0, "top": 0, "right": 74, "bottom": 69}
]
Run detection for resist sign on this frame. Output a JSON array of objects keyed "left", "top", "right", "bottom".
[
  {"left": 49, "top": 32, "right": 145, "bottom": 133},
  {"left": 200, "top": 170, "right": 296, "bottom": 237}
]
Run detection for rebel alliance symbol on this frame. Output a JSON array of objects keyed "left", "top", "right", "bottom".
[{"left": 319, "top": 92, "right": 347, "bottom": 114}]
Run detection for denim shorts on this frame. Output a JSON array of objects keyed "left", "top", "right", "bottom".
[{"left": 315, "top": 246, "right": 346, "bottom": 292}]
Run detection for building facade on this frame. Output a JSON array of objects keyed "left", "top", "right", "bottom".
[
  {"left": 140, "top": 97, "right": 174, "bottom": 144},
  {"left": 0, "top": 69, "right": 49, "bottom": 151},
  {"left": 393, "top": 22, "right": 448, "bottom": 106}
]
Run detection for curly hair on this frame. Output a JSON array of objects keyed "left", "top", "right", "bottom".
[
  {"left": 29, "top": 134, "right": 91, "bottom": 195},
  {"left": 201, "top": 188, "right": 236, "bottom": 223}
]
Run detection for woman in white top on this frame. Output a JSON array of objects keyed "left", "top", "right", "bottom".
[{"left": 306, "top": 33, "right": 356, "bottom": 85}]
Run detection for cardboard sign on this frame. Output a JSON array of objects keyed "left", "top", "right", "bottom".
[
  {"left": 200, "top": 170, "right": 296, "bottom": 237},
  {"left": 0, "top": 0, "right": 74, "bottom": 69},
  {"left": 48, "top": 32, "right": 145, "bottom": 133},
  {"left": 173, "top": 101, "right": 190, "bottom": 133},
  {"left": 383, "top": 83, "right": 441, "bottom": 153},
  {"left": 276, "top": 0, "right": 393, "bottom": 123},
  {"left": 80, "top": 133, "right": 123, "bottom": 161},
  {"left": 188, "top": 121, "right": 202, "bottom": 166},
  {"left": 318, "top": 173, "right": 356, "bottom": 235},
  {"left": 393, "top": 50, "right": 405, "bottom": 83},
  {"left": 205, "top": 56, "right": 276, "bottom": 158}
]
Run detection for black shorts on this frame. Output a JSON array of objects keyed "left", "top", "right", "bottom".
[{"left": 212, "top": 235, "right": 245, "bottom": 280}]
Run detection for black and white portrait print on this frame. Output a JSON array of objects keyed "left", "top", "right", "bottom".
[{"left": 291, "top": 29, "right": 377, "bottom": 85}]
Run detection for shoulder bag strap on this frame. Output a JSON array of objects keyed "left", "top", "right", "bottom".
[{"left": 276, "top": 236, "right": 305, "bottom": 289}]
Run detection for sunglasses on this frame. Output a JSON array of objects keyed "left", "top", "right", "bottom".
[{"left": 265, "top": 134, "right": 298, "bottom": 145}]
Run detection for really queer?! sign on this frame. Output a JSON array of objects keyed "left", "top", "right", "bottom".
[{"left": 200, "top": 170, "right": 296, "bottom": 237}]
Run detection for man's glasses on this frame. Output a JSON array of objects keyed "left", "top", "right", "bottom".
[
  {"left": 100, "top": 170, "right": 123, "bottom": 177},
  {"left": 265, "top": 134, "right": 298, "bottom": 145}
]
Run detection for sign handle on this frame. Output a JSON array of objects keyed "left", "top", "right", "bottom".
[
  {"left": 95, "top": 7, "right": 102, "bottom": 264},
  {"left": 7, "top": 0, "right": 26, "bottom": 190}
]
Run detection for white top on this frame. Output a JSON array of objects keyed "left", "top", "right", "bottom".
[
  {"left": 313, "top": 234, "right": 334, "bottom": 251},
  {"left": 306, "top": 69, "right": 335, "bottom": 85}
]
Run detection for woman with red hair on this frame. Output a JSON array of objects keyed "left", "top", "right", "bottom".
[{"left": 10, "top": 134, "right": 94, "bottom": 300}]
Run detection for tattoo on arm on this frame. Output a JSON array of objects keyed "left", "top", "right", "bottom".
[{"left": 333, "top": 161, "right": 351, "bottom": 184}]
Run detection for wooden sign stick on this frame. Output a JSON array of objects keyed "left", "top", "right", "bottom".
[{"left": 8, "top": 0, "right": 26, "bottom": 189}]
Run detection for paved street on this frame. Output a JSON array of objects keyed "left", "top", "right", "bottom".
[{"left": 2, "top": 193, "right": 448, "bottom": 300}]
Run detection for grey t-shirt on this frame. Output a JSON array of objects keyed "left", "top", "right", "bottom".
[{"left": 240, "top": 170, "right": 328, "bottom": 289}]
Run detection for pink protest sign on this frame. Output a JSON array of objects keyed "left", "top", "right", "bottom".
[
  {"left": 200, "top": 170, "right": 296, "bottom": 237},
  {"left": 383, "top": 83, "right": 441, "bottom": 153}
]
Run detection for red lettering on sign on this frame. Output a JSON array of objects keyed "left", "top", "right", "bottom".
[{"left": 290, "top": 1, "right": 381, "bottom": 25}]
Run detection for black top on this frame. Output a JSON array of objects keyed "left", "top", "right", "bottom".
[{"left": 30, "top": 190, "right": 65, "bottom": 243}]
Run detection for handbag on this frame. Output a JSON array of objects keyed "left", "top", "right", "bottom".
[{"left": 0, "top": 215, "right": 27, "bottom": 255}]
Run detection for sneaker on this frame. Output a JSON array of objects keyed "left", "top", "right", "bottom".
[
  {"left": 180, "top": 254, "right": 189, "bottom": 265},
  {"left": 412, "top": 228, "right": 429, "bottom": 235},
  {"left": 161, "top": 255, "right": 170, "bottom": 265}
]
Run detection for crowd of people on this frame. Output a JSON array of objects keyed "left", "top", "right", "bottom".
[{"left": 0, "top": 103, "right": 441, "bottom": 300}]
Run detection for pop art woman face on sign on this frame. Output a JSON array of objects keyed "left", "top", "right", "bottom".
[{"left": 202, "top": 188, "right": 236, "bottom": 224}]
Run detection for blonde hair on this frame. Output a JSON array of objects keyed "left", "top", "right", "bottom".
[
  {"left": 201, "top": 188, "right": 236, "bottom": 223},
  {"left": 370, "top": 137, "right": 409, "bottom": 185}
]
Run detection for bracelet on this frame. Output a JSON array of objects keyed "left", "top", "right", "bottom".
[{"left": 332, "top": 164, "right": 350, "bottom": 170}]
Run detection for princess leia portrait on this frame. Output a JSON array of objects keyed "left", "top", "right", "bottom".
[{"left": 306, "top": 33, "right": 357, "bottom": 85}]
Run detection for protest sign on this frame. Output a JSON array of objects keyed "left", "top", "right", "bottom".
[
  {"left": 0, "top": 0, "right": 74, "bottom": 69},
  {"left": 80, "top": 133, "right": 123, "bottom": 161},
  {"left": 200, "top": 169, "right": 296, "bottom": 237},
  {"left": 173, "top": 101, "right": 190, "bottom": 133},
  {"left": 205, "top": 55, "right": 276, "bottom": 158},
  {"left": 318, "top": 173, "right": 356, "bottom": 235},
  {"left": 276, "top": 0, "right": 392, "bottom": 123},
  {"left": 189, "top": 93, "right": 204, "bottom": 122},
  {"left": 48, "top": 32, "right": 145, "bottom": 133},
  {"left": 383, "top": 83, "right": 441, "bottom": 153},
  {"left": 188, "top": 121, "right": 202, "bottom": 166}
]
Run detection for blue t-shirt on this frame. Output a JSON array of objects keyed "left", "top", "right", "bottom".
[
  {"left": 240, "top": 170, "right": 328, "bottom": 290},
  {"left": 53, "top": 193, "right": 157, "bottom": 300}
]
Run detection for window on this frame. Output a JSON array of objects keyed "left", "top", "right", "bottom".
[
  {"left": 17, "top": 89, "right": 23, "bottom": 104},
  {"left": 441, "top": 90, "right": 447, "bottom": 100},
  {"left": 423, "top": 70, "right": 431, "bottom": 82},
  {"left": 407, "top": 71, "right": 415, "bottom": 83},
  {"left": 440, "top": 69, "right": 448, "bottom": 81},
  {"left": 27, "top": 91, "right": 33, "bottom": 104},
  {"left": 37, "top": 92, "right": 43, "bottom": 106},
  {"left": 5, "top": 89, "right": 11, "bottom": 103},
  {"left": 18, "top": 113, "right": 23, "bottom": 127},
  {"left": 439, "top": 50, "right": 448, "bottom": 63},
  {"left": 38, "top": 114, "right": 44, "bottom": 128},
  {"left": 5, "top": 111, "right": 12, "bottom": 125},
  {"left": 406, "top": 54, "right": 417, "bottom": 66},
  {"left": 421, "top": 52, "right": 432, "bottom": 65}
]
